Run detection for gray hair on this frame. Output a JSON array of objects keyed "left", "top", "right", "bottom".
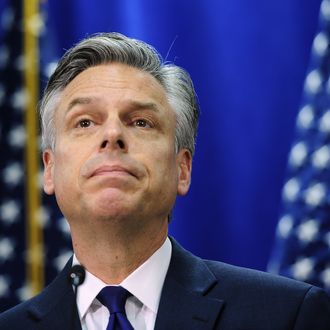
[{"left": 39, "top": 32, "right": 199, "bottom": 155}]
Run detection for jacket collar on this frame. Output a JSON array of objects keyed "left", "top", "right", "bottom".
[{"left": 154, "top": 237, "right": 225, "bottom": 329}]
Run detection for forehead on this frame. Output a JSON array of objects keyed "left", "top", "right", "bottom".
[{"left": 58, "top": 63, "right": 170, "bottom": 109}]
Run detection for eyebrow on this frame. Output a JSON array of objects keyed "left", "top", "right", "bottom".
[
  {"left": 66, "top": 97, "right": 161, "bottom": 113},
  {"left": 66, "top": 97, "right": 95, "bottom": 112},
  {"left": 127, "top": 100, "right": 160, "bottom": 113}
]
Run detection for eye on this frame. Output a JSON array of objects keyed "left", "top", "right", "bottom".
[
  {"left": 134, "top": 119, "right": 151, "bottom": 128},
  {"left": 78, "top": 119, "right": 93, "bottom": 128}
]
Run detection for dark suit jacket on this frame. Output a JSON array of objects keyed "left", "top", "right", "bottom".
[{"left": 0, "top": 238, "right": 329, "bottom": 329}]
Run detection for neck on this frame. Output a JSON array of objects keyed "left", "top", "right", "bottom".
[{"left": 70, "top": 217, "right": 168, "bottom": 284}]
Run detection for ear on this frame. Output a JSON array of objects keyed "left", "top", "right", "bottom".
[
  {"left": 42, "top": 149, "right": 55, "bottom": 195},
  {"left": 176, "top": 149, "right": 192, "bottom": 196}
]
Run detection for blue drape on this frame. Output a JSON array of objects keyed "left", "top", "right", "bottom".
[{"left": 43, "top": 0, "right": 322, "bottom": 270}]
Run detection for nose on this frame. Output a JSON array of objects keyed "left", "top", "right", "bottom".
[{"left": 99, "top": 119, "right": 127, "bottom": 152}]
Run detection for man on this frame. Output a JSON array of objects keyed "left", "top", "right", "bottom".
[{"left": 0, "top": 32, "right": 329, "bottom": 330}]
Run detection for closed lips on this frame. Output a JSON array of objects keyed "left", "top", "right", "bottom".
[{"left": 90, "top": 165, "right": 136, "bottom": 178}]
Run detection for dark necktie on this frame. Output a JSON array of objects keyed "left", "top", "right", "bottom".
[{"left": 97, "top": 286, "right": 134, "bottom": 330}]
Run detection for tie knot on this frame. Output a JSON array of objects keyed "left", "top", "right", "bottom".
[{"left": 97, "top": 286, "right": 131, "bottom": 314}]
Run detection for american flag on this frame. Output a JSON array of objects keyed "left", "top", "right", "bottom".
[
  {"left": 268, "top": 0, "right": 330, "bottom": 293},
  {"left": 0, "top": 0, "right": 72, "bottom": 312}
]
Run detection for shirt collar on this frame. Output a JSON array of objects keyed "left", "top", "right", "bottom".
[{"left": 74, "top": 237, "right": 172, "bottom": 319}]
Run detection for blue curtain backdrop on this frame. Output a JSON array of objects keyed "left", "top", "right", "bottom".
[
  {"left": 43, "top": 0, "right": 323, "bottom": 270},
  {"left": 0, "top": 0, "right": 324, "bottom": 292}
]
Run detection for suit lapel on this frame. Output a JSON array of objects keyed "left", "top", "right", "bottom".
[
  {"left": 154, "top": 238, "right": 225, "bottom": 330},
  {"left": 26, "top": 259, "right": 82, "bottom": 330}
]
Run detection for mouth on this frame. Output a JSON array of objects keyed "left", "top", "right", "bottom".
[{"left": 90, "top": 165, "right": 137, "bottom": 179}]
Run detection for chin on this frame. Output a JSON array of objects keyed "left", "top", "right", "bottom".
[
  {"left": 91, "top": 200, "right": 137, "bottom": 221},
  {"left": 78, "top": 189, "right": 146, "bottom": 221}
]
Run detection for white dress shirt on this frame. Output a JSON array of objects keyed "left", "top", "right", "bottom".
[{"left": 74, "top": 237, "right": 172, "bottom": 330}]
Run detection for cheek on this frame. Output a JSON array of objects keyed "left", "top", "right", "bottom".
[
  {"left": 53, "top": 148, "right": 82, "bottom": 189},
  {"left": 147, "top": 144, "right": 178, "bottom": 185}
]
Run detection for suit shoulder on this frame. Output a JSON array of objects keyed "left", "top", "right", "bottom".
[
  {"left": 203, "top": 259, "right": 330, "bottom": 328},
  {"left": 204, "top": 259, "right": 330, "bottom": 306},
  {"left": 0, "top": 259, "right": 73, "bottom": 329},
  {"left": 168, "top": 239, "right": 330, "bottom": 328},
  {"left": 205, "top": 259, "right": 313, "bottom": 292},
  {"left": 0, "top": 295, "right": 39, "bottom": 329}
]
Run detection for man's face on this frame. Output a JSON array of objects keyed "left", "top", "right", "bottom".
[{"left": 43, "top": 63, "right": 192, "bottom": 226}]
